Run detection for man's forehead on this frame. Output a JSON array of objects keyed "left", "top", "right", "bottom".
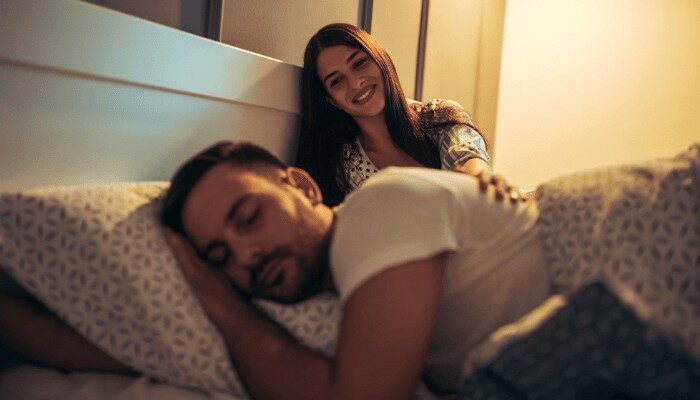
[
  {"left": 202, "top": 162, "right": 279, "bottom": 187},
  {"left": 184, "top": 163, "right": 284, "bottom": 223}
]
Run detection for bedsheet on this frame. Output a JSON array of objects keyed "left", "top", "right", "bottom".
[
  {"left": 0, "top": 365, "right": 439, "bottom": 400},
  {"left": 0, "top": 365, "right": 228, "bottom": 400}
]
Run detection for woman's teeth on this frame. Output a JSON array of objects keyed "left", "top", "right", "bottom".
[{"left": 353, "top": 85, "right": 374, "bottom": 103}]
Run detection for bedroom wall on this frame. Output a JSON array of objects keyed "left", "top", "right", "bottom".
[
  {"left": 421, "top": 0, "right": 504, "bottom": 148},
  {"left": 371, "top": 0, "right": 422, "bottom": 99},
  {"left": 0, "top": 0, "right": 301, "bottom": 190},
  {"left": 82, "top": 0, "right": 210, "bottom": 37},
  {"left": 494, "top": 0, "right": 700, "bottom": 189},
  {"left": 220, "top": 0, "right": 360, "bottom": 66},
  {"left": 219, "top": 0, "right": 505, "bottom": 147}
]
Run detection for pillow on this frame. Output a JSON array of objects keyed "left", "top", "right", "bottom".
[{"left": 0, "top": 183, "right": 340, "bottom": 397}]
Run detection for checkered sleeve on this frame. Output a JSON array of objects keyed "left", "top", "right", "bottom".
[{"left": 435, "top": 123, "right": 491, "bottom": 170}]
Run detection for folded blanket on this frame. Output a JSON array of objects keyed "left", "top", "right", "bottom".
[
  {"left": 536, "top": 144, "right": 699, "bottom": 360},
  {"left": 459, "top": 283, "right": 700, "bottom": 399}
]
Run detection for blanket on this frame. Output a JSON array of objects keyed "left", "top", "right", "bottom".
[{"left": 459, "top": 283, "right": 699, "bottom": 399}]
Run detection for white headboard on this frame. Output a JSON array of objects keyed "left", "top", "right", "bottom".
[{"left": 0, "top": 0, "right": 301, "bottom": 191}]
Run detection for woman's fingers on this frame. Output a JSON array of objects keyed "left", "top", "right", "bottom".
[
  {"left": 476, "top": 171, "right": 527, "bottom": 203},
  {"left": 489, "top": 173, "right": 507, "bottom": 201},
  {"left": 477, "top": 169, "right": 492, "bottom": 192}
]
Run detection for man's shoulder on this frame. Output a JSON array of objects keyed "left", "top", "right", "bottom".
[
  {"left": 339, "top": 167, "right": 468, "bottom": 215},
  {"left": 358, "top": 167, "right": 450, "bottom": 193}
]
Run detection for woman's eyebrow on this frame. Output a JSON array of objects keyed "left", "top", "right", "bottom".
[
  {"left": 345, "top": 50, "right": 361, "bottom": 64},
  {"left": 322, "top": 71, "right": 338, "bottom": 86}
]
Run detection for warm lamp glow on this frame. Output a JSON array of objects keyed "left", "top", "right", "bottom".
[{"left": 494, "top": 0, "right": 700, "bottom": 189}]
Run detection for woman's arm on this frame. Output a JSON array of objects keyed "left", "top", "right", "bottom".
[
  {"left": 453, "top": 157, "right": 490, "bottom": 176},
  {"left": 416, "top": 99, "right": 491, "bottom": 174},
  {"left": 437, "top": 123, "right": 491, "bottom": 173}
]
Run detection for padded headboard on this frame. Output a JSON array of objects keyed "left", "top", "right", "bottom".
[{"left": 0, "top": 0, "right": 301, "bottom": 191}]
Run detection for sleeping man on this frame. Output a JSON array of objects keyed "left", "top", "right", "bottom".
[
  {"left": 158, "top": 141, "right": 548, "bottom": 398},
  {"left": 158, "top": 141, "right": 699, "bottom": 399}
]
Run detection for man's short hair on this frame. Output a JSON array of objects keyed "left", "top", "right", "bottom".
[{"left": 160, "top": 141, "right": 287, "bottom": 235}]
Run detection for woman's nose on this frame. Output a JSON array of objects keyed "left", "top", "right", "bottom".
[{"left": 350, "top": 74, "right": 365, "bottom": 89}]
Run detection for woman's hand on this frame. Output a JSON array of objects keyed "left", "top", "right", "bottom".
[
  {"left": 163, "top": 229, "right": 247, "bottom": 321},
  {"left": 476, "top": 169, "right": 528, "bottom": 203},
  {"left": 453, "top": 159, "right": 527, "bottom": 203}
]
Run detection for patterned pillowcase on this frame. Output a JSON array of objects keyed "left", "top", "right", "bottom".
[{"left": 0, "top": 183, "right": 340, "bottom": 397}]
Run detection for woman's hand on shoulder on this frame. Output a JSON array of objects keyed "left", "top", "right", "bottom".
[{"left": 453, "top": 159, "right": 527, "bottom": 203}]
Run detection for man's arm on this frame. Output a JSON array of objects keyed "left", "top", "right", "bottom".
[
  {"left": 0, "top": 293, "right": 134, "bottom": 374},
  {"left": 166, "top": 231, "right": 445, "bottom": 400}
]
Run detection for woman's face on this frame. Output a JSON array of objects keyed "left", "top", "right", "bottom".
[{"left": 316, "top": 45, "right": 386, "bottom": 119}]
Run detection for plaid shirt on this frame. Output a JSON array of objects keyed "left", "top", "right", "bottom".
[{"left": 342, "top": 99, "right": 490, "bottom": 191}]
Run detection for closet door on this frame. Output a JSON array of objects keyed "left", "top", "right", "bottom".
[
  {"left": 371, "top": 0, "right": 423, "bottom": 100},
  {"left": 370, "top": 0, "right": 504, "bottom": 148}
]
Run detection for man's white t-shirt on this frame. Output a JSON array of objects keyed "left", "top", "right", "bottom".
[{"left": 330, "top": 167, "right": 551, "bottom": 392}]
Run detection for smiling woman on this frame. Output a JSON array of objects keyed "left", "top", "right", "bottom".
[
  {"left": 317, "top": 45, "right": 387, "bottom": 120},
  {"left": 295, "top": 23, "right": 493, "bottom": 207}
]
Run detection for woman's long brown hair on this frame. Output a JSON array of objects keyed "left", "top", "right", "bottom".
[{"left": 295, "top": 23, "right": 478, "bottom": 206}]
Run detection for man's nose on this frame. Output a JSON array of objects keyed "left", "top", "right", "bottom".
[
  {"left": 226, "top": 234, "right": 263, "bottom": 269},
  {"left": 236, "top": 244, "right": 263, "bottom": 270}
]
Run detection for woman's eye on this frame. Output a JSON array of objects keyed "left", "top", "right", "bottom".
[
  {"left": 354, "top": 58, "right": 367, "bottom": 68},
  {"left": 329, "top": 77, "right": 343, "bottom": 88}
]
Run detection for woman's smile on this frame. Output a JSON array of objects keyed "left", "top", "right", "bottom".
[{"left": 352, "top": 84, "right": 376, "bottom": 105}]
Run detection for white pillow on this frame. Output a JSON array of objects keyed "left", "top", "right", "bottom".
[{"left": 0, "top": 182, "right": 340, "bottom": 397}]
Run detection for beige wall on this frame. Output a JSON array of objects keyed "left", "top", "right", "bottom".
[
  {"left": 1, "top": 0, "right": 300, "bottom": 190},
  {"left": 421, "top": 0, "right": 504, "bottom": 147},
  {"left": 372, "top": 0, "right": 422, "bottom": 99},
  {"left": 422, "top": 0, "right": 482, "bottom": 113},
  {"left": 494, "top": 0, "right": 700, "bottom": 189},
  {"left": 220, "top": 0, "right": 359, "bottom": 66}
]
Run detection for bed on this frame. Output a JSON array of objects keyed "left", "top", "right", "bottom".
[{"left": 2, "top": 1, "right": 699, "bottom": 400}]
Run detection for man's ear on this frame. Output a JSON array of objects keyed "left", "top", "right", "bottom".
[{"left": 285, "top": 167, "right": 324, "bottom": 205}]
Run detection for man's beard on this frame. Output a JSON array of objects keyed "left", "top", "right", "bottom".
[{"left": 250, "top": 246, "right": 330, "bottom": 305}]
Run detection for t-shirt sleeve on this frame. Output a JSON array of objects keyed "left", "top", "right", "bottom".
[{"left": 330, "top": 169, "right": 469, "bottom": 302}]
